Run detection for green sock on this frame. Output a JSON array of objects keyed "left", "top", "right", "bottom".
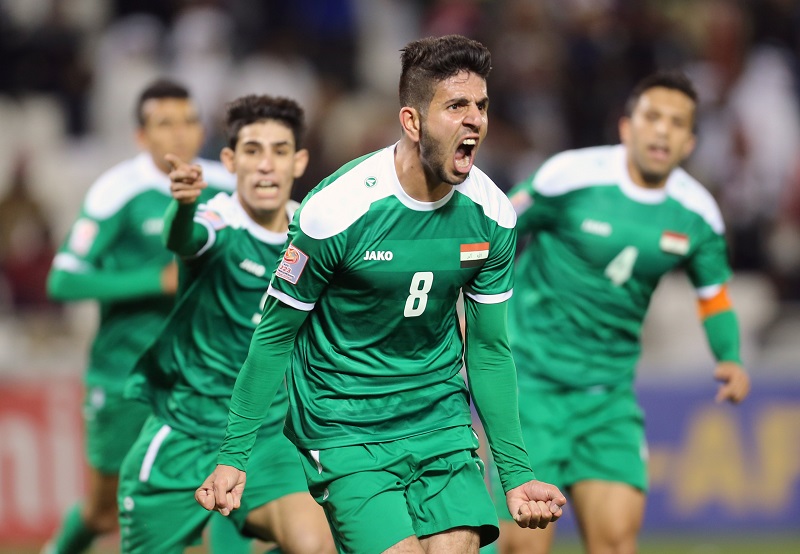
[
  {"left": 208, "top": 513, "right": 252, "bottom": 554},
  {"left": 51, "top": 504, "right": 96, "bottom": 554}
]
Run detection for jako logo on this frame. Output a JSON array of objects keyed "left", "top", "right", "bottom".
[
  {"left": 239, "top": 259, "right": 266, "bottom": 277},
  {"left": 363, "top": 250, "right": 393, "bottom": 261}
]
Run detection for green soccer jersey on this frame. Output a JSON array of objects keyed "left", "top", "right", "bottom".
[
  {"left": 267, "top": 145, "right": 517, "bottom": 449},
  {"left": 127, "top": 193, "right": 297, "bottom": 440},
  {"left": 49, "top": 153, "right": 234, "bottom": 390},
  {"left": 509, "top": 144, "right": 731, "bottom": 388}
]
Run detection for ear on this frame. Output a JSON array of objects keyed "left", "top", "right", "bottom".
[
  {"left": 293, "top": 148, "right": 310, "bottom": 179},
  {"left": 220, "top": 147, "right": 236, "bottom": 173},
  {"left": 681, "top": 133, "right": 697, "bottom": 160},
  {"left": 618, "top": 116, "right": 631, "bottom": 146},
  {"left": 399, "top": 106, "right": 421, "bottom": 143},
  {"left": 134, "top": 127, "right": 147, "bottom": 150}
]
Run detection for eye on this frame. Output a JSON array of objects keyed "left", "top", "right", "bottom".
[{"left": 672, "top": 117, "right": 689, "bottom": 129}]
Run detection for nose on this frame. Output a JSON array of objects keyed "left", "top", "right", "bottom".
[
  {"left": 258, "top": 153, "right": 273, "bottom": 172},
  {"left": 653, "top": 118, "right": 669, "bottom": 135},
  {"left": 463, "top": 103, "right": 484, "bottom": 130}
]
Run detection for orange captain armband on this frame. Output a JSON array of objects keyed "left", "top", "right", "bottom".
[{"left": 697, "top": 284, "right": 733, "bottom": 320}]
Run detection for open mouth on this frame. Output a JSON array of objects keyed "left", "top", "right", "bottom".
[
  {"left": 255, "top": 180, "right": 278, "bottom": 190},
  {"left": 648, "top": 144, "right": 670, "bottom": 162},
  {"left": 454, "top": 138, "right": 477, "bottom": 174}
]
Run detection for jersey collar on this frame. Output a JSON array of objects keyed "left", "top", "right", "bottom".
[
  {"left": 389, "top": 143, "right": 457, "bottom": 211},
  {"left": 231, "top": 193, "right": 290, "bottom": 244},
  {"left": 615, "top": 144, "right": 669, "bottom": 205}
]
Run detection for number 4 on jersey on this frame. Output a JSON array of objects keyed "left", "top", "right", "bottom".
[{"left": 604, "top": 246, "right": 638, "bottom": 286}]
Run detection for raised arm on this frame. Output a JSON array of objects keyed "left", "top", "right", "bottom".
[{"left": 163, "top": 153, "right": 210, "bottom": 257}]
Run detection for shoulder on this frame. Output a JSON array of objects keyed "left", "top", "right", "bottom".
[
  {"left": 533, "top": 145, "right": 620, "bottom": 196},
  {"left": 83, "top": 156, "right": 162, "bottom": 220},
  {"left": 197, "top": 192, "right": 240, "bottom": 230},
  {"left": 454, "top": 166, "right": 516, "bottom": 229},
  {"left": 298, "top": 148, "right": 390, "bottom": 239},
  {"left": 666, "top": 168, "right": 725, "bottom": 235},
  {"left": 197, "top": 158, "right": 235, "bottom": 191}
]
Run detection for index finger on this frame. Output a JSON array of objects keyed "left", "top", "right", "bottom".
[
  {"left": 164, "top": 153, "right": 185, "bottom": 171},
  {"left": 195, "top": 475, "right": 216, "bottom": 511}
]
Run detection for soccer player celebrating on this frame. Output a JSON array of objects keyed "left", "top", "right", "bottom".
[
  {"left": 45, "top": 80, "right": 237, "bottom": 554},
  {"left": 496, "top": 70, "right": 751, "bottom": 554},
  {"left": 117, "top": 94, "right": 335, "bottom": 554},
  {"left": 196, "top": 34, "right": 566, "bottom": 553}
]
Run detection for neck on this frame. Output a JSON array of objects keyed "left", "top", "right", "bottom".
[
  {"left": 626, "top": 157, "right": 668, "bottom": 190},
  {"left": 241, "top": 201, "right": 289, "bottom": 233},
  {"left": 394, "top": 139, "right": 452, "bottom": 202}
]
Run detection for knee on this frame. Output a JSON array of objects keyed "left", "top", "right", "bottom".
[{"left": 586, "top": 527, "right": 638, "bottom": 554}]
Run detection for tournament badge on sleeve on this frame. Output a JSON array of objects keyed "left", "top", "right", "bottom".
[{"left": 276, "top": 244, "right": 309, "bottom": 284}]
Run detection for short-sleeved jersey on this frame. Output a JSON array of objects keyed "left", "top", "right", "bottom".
[
  {"left": 127, "top": 193, "right": 297, "bottom": 441},
  {"left": 51, "top": 153, "right": 234, "bottom": 389},
  {"left": 509, "top": 144, "right": 731, "bottom": 388},
  {"left": 268, "top": 144, "right": 517, "bottom": 450}
]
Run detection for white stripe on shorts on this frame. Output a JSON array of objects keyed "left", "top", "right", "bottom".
[
  {"left": 309, "top": 449, "right": 323, "bottom": 474},
  {"left": 139, "top": 424, "right": 171, "bottom": 482}
]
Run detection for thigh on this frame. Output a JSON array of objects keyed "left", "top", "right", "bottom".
[
  {"left": 82, "top": 466, "right": 120, "bottom": 530},
  {"left": 245, "top": 491, "right": 334, "bottom": 553},
  {"left": 117, "top": 416, "right": 212, "bottom": 554},
  {"left": 84, "top": 385, "right": 150, "bottom": 474},
  {"left": 419, "top": 527, "right": 480, "bottom": 553},
  {"left": 300, "top": 442, "right": 417, "bottom": 554},
  {"left": 241, "top": 427, "right": 332, "bottom": 551},
  {"left": 570, "top": 480, "right": 645, "bottom": 551},
  {"left": 406, "top": 426, "right": 498, "bottom": 548},
  {"left": 567, "top": 388, "right": 648, "bottom": 492}
]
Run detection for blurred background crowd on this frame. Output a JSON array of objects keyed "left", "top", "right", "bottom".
[{"left": 0, "top": 0, "right": 799, "bottom": 376}]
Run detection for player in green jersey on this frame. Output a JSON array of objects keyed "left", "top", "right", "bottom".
[
  {"left": 196, "top": 34, "right": 566, "bottom": 554},
  {"left": 495, "top": 71, "right": 752, "bottom": 554},
  {"left": 117, "top": 94, "right": 335, "bottom": 554},
  {"left": 44, "top": 80, "right": 240, "bottom": 554}
]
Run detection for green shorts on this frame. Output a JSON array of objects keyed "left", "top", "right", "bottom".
[
  {"left": 493, "top": 382, "right": 647, "bottom": 520},
  {"left": 118, "top": 414, "right": 308, "bottom": 554},
  {"left": 83, "top": 385, "right": 150, "bottom": 474},
  {"left": 300, "top": 425, "right": 498, "bottom": 553}
]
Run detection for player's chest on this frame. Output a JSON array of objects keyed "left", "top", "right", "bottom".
[
  {"left": 340, "top": 211, "right": 492, "bottom": 290},
  {"left": 221, "top": 235, "right": 282, "bottom": 292},
  {"left": 558, "top": 194, "right": 696, "bottom": 279}
]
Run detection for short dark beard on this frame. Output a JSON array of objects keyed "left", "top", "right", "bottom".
[
  {"left": 419, "top": 118, "right": 464, "bottom": 187},
  {"left": 640, "top": 169, "right": 668, "bottom": 188}
]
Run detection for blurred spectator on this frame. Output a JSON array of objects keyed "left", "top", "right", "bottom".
[
  {"left": 0, "top": 0, "right": 92, "bottom": 135},
  {"left": 684, "top": 0, "right": 800, "bottom": 293},
  {"left": 0, "top": 153, "right": 59, "bottom": 315},
  {"left": 166, "top": 4, "right": 234, "bottom": 157}
]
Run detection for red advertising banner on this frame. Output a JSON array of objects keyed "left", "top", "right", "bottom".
[{"left": 0, "top": 377, "right": 85, "bottom": 545}]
